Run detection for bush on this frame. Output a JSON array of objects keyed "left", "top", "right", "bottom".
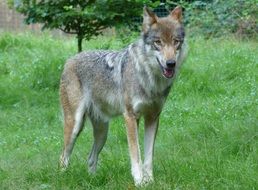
[
  {"left": 182, "top": 0, "right": 257, "bottom": 38},
  {"left": 114, "top": 0, "right": 257, "bottom": 40}
]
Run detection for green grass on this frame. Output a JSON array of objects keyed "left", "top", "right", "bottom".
[{"left": 0, "top": 32, "right": 257, "bottom": 190}]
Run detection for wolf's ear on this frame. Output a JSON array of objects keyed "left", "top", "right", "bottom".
[
  {"left": 143, "top": 6, "right": 157, "bottom": 33},
  {"left": 170, "top": 6, "right": 182, "bottom": 23}
]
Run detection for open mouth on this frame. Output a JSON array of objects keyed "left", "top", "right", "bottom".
[
  {"left": 156, "top": 58, "right": 175, "bottom": 79},
  {"left": 163, "top": 68, "right": 174, "bottom": 78}
]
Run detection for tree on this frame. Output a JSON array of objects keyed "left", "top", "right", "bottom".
[{"left": 10, "top": 0, "right": 158, "bottom": 52}]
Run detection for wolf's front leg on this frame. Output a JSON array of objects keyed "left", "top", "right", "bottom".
[
  {"left": 124, "top": 113, "right": 143, "bottom": 186},
  {"left": 143, "top": 114, "right": 159, "bottom": 183}
]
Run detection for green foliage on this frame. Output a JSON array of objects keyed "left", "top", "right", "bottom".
[
  {"left": 7, "top": 0, "right": 257, "bottom": 42},
  {"left": 1, "top": 33, "right": 258, "bottom": 189},
  {"left": 9, "top": 0, "right": 157, "bottom": 52},
  {"left": 179, "top": 0, "right": 257, "bottom": 38},
  {"left": 116, "top": 0, "right": 257, "bottom": 39}
]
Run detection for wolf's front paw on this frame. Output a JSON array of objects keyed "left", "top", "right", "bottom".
[
  {"left": 132, "top": 167, "right": 144, "bottom": 187},
  {"left": 134, "top": 177, "right": 153, "bottom": 187},
  {"left": 134, "top": 173, "right": 154, "bottom": 187},
  {"left": 134, "top": 178, "right": 144, "bottom": 187},
  {"left": 142, "top": 166, "right": 154, "bottom": 184},
  {"left": 142, "top": 173, "right": 154, "bottom": 185}
]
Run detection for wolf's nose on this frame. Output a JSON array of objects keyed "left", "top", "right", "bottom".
[{"left": 166, "top": 59, "right": 176, "bottom": 68}]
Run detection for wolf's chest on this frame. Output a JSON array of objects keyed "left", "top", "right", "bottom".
[{"left": 131, "top": 95, "right": 165, "bottom": 118}]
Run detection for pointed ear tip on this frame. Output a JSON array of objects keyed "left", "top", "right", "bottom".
[
  {"left": 144, "top": 6, "right": 152, "bottom": 11},
  {"left": 175, "top": 6, "right": 182, "bottom": 11},
  {"left": 143, "top": 5, "right": 150, "bottom": 11},
  {"left": 143, "top": 6, "right": 156, "bottom": 16},
  {"left": 143, "top": 6, "right": 148, "bottom": 13},
  {"left": 170, "top": 6, "right": 183, "bottom": 22}
]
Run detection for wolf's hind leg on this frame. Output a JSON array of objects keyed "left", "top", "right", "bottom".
[
  {"left": 59, "top": 70, "right": 86, "bottom": 169},
  {"left": 88, "top": 119, "right": 109, "bottom": 173},
  {"left": 60, "top": 103, "right": 86, "bottom": 169}
]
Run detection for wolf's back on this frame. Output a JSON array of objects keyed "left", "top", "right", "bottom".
[{"left": 61, "top": 50, "right": 129, "bottom": 120}]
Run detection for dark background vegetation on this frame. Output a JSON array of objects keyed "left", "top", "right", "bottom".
[{"left": 180, "top": 0, "right": 257, "bottom": 38}]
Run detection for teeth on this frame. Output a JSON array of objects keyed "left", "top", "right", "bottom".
[
  {"left": 156, "top": 57, "right": 174, "bottom": 79},
  {"left": 163, "top": 68, "right": 174, "bottom": 78}
]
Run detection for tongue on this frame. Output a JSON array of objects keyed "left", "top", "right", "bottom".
[{"left": 163, "top": 69, "right": 174, "bottom": 78}]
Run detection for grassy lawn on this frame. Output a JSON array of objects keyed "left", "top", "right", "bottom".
[{"left": 0, "top": 33, "right": 257, "bottom": 189}]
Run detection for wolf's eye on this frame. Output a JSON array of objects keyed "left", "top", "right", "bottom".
[
  {"left": 174, "top": 39, "right": 180, "bottom": 46},
  {"left": 153, "top": 39, "right": 162, "bottom": 51},
  {"left": 154, "top": 40, "right": 162, "bottom": 47},
  {"left": 174, "top": 39, "right": 182, "bottom": 49}
]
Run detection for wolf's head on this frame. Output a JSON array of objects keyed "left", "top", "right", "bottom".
[{"left": 142, "top": 6, "right": 185, "bottom": 79}]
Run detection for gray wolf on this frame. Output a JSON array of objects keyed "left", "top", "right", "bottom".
[{"left": 59, "top": 6, "right": 187, "bottom": 186}]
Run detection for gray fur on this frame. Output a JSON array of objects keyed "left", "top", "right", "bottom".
[
  {"left": 63, "top": 36, "right": 186, "bottom": 122},
  {"left": 60, "top": 6, "right": 188, "bottom": 186}
]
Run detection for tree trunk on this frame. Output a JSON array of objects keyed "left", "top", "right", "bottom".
[{"left": 77, "top": 36, "right": 83, "bottom": 53}]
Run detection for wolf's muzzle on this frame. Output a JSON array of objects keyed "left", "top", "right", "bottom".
[
  {"left": 166, "top": 59, "right": 176, "bottom": 69},
  {"left": 156, "top": 57, "right": 175, "bottom": 79}
]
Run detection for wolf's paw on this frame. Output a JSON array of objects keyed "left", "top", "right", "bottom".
[
  {"left": 143, "top": 173, "right": 154, "bottom": 184},
  {"left": 88, "top": 165, "right": 97, "bottom": 175},
  {"left": 59, "top": 163, "right": 68, "bottom": 172},
  {"left": 133, "top": 170, "right": 144, "bottom": 187},
  {"left": 87, "top": 159, "right": 98, "bottom": 174},
  {"left": 59, "top": 155, "right": 69, "bottom": 172},
  {"left": 134, "top": 174, "right": 154, "bottom": 187}
]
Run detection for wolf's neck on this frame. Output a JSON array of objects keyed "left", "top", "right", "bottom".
[{"left": 128, "top": 39, "right": 172, "bottom": 97}]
